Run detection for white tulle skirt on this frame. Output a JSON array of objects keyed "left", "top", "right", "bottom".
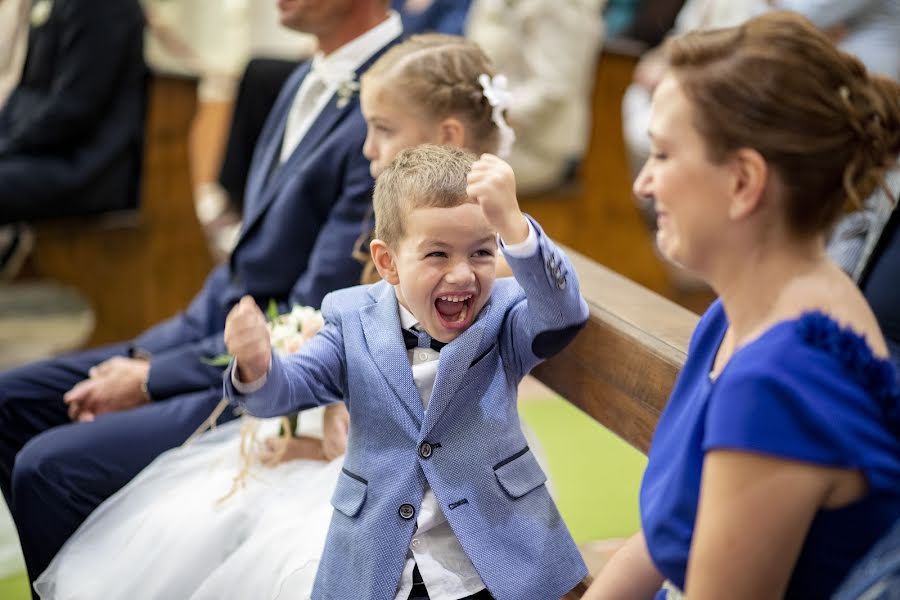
[{"left": 35, "top": 411, "right": 340, "bottom": 600}]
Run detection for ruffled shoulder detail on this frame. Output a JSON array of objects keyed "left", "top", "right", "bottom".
[{"left": 796, "top": 311, "right": 900, "bottom": 430}]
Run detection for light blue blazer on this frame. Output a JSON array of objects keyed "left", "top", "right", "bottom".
[{"left": 225, "top": 218, "right": 590, "bottom": 600}]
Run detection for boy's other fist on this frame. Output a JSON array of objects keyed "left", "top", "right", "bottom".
[
  {"left": 224, "top": 295, "right": 272, "bottom": 383},
  {"left": 466, "top": 154, "right": 528, "bottom": 244}
]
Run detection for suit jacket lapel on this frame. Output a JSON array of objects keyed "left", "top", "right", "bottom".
[
  {"left": 243, "top": 62, "right": 310, "bottom": 224},
  {"left": 420, "top": 303, "right": 492, "bottom": 437},
  {"left": 360, "top": 283, "right": 424, "bottom": 427},
  {"left": 236, "top": 35, "right": 401, "bottom": 246}
]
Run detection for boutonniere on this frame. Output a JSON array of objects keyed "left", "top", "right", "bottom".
[
  {"left": 335, "top": 77, "right": 360, "bottom": 110},
  {"left": 31, "top": 0, "right": 53, "bottom": 27}
]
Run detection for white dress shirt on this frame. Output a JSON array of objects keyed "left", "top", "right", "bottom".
[{"left": 279, "top": 10, "right": 402, "bottom": 162}]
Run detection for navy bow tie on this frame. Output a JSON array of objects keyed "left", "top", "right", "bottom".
[{"left": 402, "top": 328, "right": 447, "bottom": 352}]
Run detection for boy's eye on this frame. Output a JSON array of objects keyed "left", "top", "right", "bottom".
[
  {"left": 426, "top": 251, "right": 447, "bottom": 258},
  {"left": 650, "top": 151, "right": 668, "bottom": 161},
  {"left": 473, "top": 249, "right": 494, "bottom": 258}
]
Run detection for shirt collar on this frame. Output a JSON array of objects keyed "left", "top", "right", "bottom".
[
  {"left": 310, "top": 10, "right": 402, "bottom": 89},
  {"left": 398, "top": 302, "right": 420, "bottom": 332}
]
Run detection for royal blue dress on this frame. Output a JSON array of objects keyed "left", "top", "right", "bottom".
[{"left": 641, "top": 300, "right": 900, "bottom": 599}]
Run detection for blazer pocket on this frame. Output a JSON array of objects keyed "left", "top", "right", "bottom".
[
  {"left": 330, "top": 468, "right": 368, "bottom": 517},
  {"left": 493, "top": 447, "right": 547, "bottom": 499}
]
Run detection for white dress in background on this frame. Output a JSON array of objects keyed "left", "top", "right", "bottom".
[
  {"left": 0, "top": 498, "right": 25, "bottom": 579},
  {"left": 35, "top": 409, "right": 339, "bottom": 600}
]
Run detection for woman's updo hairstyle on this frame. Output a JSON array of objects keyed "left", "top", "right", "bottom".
[
  {"left": 361, "top": 33, "right": 502, "bottom": 155},
  {"left": 664, "top": 11, "right": 900, "bottom": 237}
]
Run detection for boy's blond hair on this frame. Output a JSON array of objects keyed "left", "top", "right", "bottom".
[
  {"left": 374, "top": 144, "right": 477, "bottom": 247},
  {"left": 361, "top": 33, "right": 502, "bottom": 155}
]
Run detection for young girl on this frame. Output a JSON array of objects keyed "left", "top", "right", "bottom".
[{"left": 34, "top": 34, "right": 516, "bottom": 600}]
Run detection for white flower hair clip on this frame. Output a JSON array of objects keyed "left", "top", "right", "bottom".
[{"left": 478, "top": 73, "right": 516, "bottom": 159}]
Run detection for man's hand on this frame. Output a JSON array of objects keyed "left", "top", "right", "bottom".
[
  {"left": 63, "top": 357, "right": 151, "bottom": 422},
  {"left": 224, "top": 295, "right": 272, "bottom": 383},
  {"left": 466, "top": 154, "right": 529, "bottom": 245},
  {"left": 322, "top": 403, "right": 350, "bottom": 461}
]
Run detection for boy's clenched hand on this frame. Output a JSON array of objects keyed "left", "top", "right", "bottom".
[
  {"left": 466, "top": 153, "right": 529, "bottom": 245},
  {"left": 224, "top": 296, "right": 272, "bottom": 383}
]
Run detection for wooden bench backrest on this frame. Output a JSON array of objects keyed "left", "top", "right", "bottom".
[{"left": 533, "top": 246, "right": 695, "bottom": 453}]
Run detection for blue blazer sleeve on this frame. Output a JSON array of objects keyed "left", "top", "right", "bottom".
[
  {"left": 500, "top": 215, "right": 589, "bottom": 379},
  {"left": 224, "top": 309, "right": 347, "bottom": 418},
  {"left": 145, "top": 333, "right": 230, "bottom": 399}
]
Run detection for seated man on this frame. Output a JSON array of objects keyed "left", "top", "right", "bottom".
[
  {"left": 0, "top": 0, "right": 401, "bottom": 593},
  {"left": 0, "top": 0, "right": 146, "bottom": 277}
]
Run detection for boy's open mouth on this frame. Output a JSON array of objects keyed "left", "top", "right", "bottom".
[{"left": 434, "top": 293, "right": 474, "bottom": 330}]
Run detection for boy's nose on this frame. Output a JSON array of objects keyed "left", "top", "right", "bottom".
[{"left": 445, "top": 261, "right": 475, "bottom": 284}]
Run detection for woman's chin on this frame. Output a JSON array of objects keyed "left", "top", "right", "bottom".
[{"left": 655, "top": 232, "right": 679, "bottom": 264}]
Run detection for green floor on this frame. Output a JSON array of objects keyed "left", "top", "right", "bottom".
[
  {"left": 519, "top": 396, "right": 646, "bottom": 542},
  {"left": 0, "top": 396, "right": 645, "bottom": 600},
  {"left": 0, "top": 571, "right": 28, "bottom": 600}
]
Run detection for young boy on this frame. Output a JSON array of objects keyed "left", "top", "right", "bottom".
[{"left": 224, "top": 145, "right": 589, "bottom": 600}]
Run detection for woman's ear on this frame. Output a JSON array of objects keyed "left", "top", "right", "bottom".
[
  {"left": 369, "top": 239, "right": 400, "bottom": 285},
  {"left": 437, "top": 117, "right": 466, "bottom": 148},
  {"left": 727, "top": 148, "right": 768, "bottom": 221}
]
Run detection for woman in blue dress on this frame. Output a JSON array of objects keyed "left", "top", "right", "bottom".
[{"left": 585, "top": 11, "right": 900, "bottom": 600}]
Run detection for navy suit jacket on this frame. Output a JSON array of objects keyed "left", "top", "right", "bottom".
[
  {"left": 0, "top": 0, "right": 146, "bottom": 221},
  {"left": 226, "top": 218, "right": 590, "bottom": 600},
  {"left": 133, "top": 39, "right": 400, "bottom": 402}
]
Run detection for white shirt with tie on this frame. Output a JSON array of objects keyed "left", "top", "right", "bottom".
[
  {"left": 278, "top": 10, "right": 402, "bottom": 164},
  {"left": 392, "top": 223, "right": 539, "bottom": 600}
]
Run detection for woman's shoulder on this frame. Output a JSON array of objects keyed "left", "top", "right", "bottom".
[
  {"left": 728, "top": 310, "right": 898, "bottom": 406},
  {"left": 706, "top": 310, "right": 900, "bottom": 477}
]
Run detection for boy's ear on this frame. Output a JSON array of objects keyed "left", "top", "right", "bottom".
[
  {"left": 369, "top": 239, "right": 400, "bottom": 285},
  {"left": 437, "top": 117, "right": 466, "bottom": 149}
]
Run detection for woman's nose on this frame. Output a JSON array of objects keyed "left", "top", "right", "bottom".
[{"left": 633, "top": 163, "right": 652, "bottom": 200}]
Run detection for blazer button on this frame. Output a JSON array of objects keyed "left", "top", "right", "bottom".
[
  {"left": 419, "top": 442, "right": 433, "bottom": 459},
  {"left": 399, "top": 503, "right": 415, "bottom": 520}
]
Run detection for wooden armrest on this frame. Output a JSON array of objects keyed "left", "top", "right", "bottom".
[{"left": 531, "top": 246, "right": 697, "bottom": 454}]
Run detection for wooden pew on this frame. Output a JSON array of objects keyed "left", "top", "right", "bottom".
[
  {"left": 31, "top": 75, "right": 214, "bottom": 347},
  {"left": 549, "top": 246, "right": 696, "bottom": 598},
  {"left": 535, "top": 245, "right": 695, "bottom": 453}
]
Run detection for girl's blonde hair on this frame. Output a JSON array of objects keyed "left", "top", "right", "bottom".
[{"left": 361, "top": 33, "right": 503, "bottom": 155}]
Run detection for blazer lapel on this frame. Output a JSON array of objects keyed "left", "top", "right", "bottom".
[
  {"left": 235, "top": 35, "right": 402, "bottom": 251},
  {"left": 243, "top": 62, "right": 311, "bottom": 225},
  {"left": 420, "top": 303, "right": 492, "bottom": 437},
  {"left": 360, "top": 283, "right": 425, "bottom": 427}
]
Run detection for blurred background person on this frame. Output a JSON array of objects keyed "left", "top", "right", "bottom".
[
  {"left": 0, "top": 0, "right": 146, "bottom": 280},
  {"left": 466, "top": 0, "right": 606, "bottom": 195}
]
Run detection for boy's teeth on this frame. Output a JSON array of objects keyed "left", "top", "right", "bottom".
[{"left": 439, "top": 295, "right": 472, "bottom": 302}]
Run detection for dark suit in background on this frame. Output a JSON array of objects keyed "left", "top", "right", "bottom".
[
  {"left": 0, "top": 0, "right": 146, "bottom": 224},
  {"left": 0, "top": 33, "right": 400, "bottom": 590}
]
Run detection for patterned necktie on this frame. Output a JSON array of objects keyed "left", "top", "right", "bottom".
[{"left": 402, "top": 328, "right": 446, "bottom": 352}]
